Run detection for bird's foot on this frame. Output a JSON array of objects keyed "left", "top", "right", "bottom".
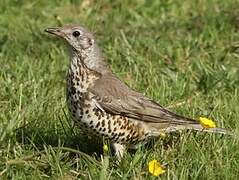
[{"left": 112, "top": 143, "right": 126, "bottom": 160}]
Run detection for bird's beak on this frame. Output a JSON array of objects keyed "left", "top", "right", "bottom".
[{"left": 45, "top": 27, "right": 65, "bottom": 38}]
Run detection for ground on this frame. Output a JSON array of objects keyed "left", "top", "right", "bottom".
[{"left": 0, "top": 0, "right": 239, "bottom": 179}]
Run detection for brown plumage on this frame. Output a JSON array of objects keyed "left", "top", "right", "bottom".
[{"left": 45, "top": 25, "right": 231, "bottom": 158}]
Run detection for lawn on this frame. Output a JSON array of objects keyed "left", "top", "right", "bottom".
[{"left": 0, "top": 0, "right": 239, "bottom": 179}]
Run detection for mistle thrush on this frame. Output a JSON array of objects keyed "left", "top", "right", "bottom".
[{"left": 45, "top": 25, "right": 230, "bottom": 158}]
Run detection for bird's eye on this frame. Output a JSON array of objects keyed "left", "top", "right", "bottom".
[{"left": 72, "top": 31, "right": 81, "bottom": 37}]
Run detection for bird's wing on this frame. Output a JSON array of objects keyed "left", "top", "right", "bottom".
[{"left": 89, "top": 74, "right": 198, "bottom": 125}]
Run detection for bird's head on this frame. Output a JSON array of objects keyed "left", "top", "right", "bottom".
[{"left": 45, "top": 25, "right": 95, "bottom": 52}]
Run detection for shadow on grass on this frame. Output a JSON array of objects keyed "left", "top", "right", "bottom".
[{"left": 15, "top": 124, "right": 104, "bottom": 158}]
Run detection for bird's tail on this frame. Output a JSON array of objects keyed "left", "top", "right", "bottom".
[
  {"left": 162, "top": 123, "right": 232, "bottom": 135},
  {"left": 147, "top": 121, "right": 233, "bottom": 136},
  {"left": 143, "top": 102, "right": 233, "bottom": 136}
]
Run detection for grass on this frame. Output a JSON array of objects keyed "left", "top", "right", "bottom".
[{"left": 0, "top": 0, "right": 239, "bottom": 179}]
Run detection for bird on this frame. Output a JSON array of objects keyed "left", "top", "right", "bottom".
[{"left": 45, "top": 25, "right": 230, "bottom": 158}]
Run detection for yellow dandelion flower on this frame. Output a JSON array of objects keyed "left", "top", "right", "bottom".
[
  {"left": 148, "top": 159, "right": 166, "bottom": 176},
  {"left": 199, "top": 117, "right": 216, "bottom": 128},
  {"left": 159, "top": 132, "right": 166, "bottom": 139},
  {"left": 103, "top": 144, "right": 109, "bottom": 153}
]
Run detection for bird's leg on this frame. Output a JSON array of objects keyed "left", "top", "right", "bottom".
[{"left": 112, "top": 143, "right": 126, "bottom": 160}]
